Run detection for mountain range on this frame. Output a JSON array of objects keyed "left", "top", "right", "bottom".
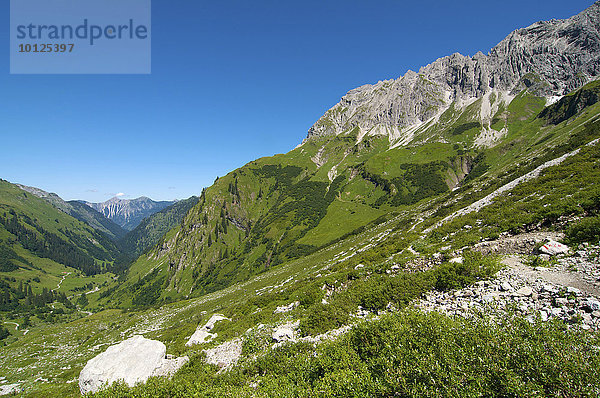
[
  {"left": 104, "top": 2, "right": 600, "bottom": 306},
  {"left": 1, "top": 2, "right": 600, "bottom": 397},
  {"left": 83, "top": 197, "right": 177, "bottom": 231}
]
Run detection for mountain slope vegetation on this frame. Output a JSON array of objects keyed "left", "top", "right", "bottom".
[
  {"left": 2, "top": 3, "right": 600, "bottom": 397},
  {"left": 118, "top": 196, "right": 200, "bottom": 258}
]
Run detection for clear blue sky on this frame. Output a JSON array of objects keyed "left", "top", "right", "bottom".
[{"left": 0, "top": 0, "right": 594, "bottom": 202}]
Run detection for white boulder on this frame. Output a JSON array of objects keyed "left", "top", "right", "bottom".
[
  {"left": 540, "top": 240, "right": 569, "bottom": 255},
  {"left": 0, "top": 384, "right": 20, "bottom": 396},
  {"left": 186, "top": 314, "right": 230, "bottom": 347},
  {"left": 79, "top": 335, "right": 188, "bottom": 394}
]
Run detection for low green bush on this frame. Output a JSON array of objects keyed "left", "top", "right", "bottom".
[
  {"left": 566, "top": 216, "right": 600, "bottom": 244},
  {"left": 92, "top": 310, "right": 600, "bottom": 398}
]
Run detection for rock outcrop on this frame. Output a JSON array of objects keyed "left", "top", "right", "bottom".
[
  {"left": 186, "top": 314, "right": 230, "bottom": 346},
  {"left": 203, "top": 339, "right": 243, "bottom": 370},
  {"left": 79, "top": 335, "right": 188, "bottom": 394},
  {"left": 305, "top": 2, "right": 600, "bottom": 144}
]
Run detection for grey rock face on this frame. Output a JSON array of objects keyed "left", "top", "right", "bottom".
[{"left": 306, "top": 2, "right": 600, "bottom": 142}]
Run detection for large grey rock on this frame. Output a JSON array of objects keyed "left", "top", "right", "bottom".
[{"left": 79, "top": 335, "right": 187, "bottom": 394}]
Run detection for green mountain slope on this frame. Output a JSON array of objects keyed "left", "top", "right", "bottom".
[
  {"left": 104, "top": 80, "right": 600, "bottom": 308},
  {"left": 15, "top": 184, "right": 127, "bottom": 241},
  {"left": 1, "top": 80, "right": 599, "bottom": 398},
  {"left": 66, "top": 201, "right": 127, "bottom": 241},
  {"left": 118, "top": 196, "right": 199, "bottom": 258},
  {"left": 0, "top": 180, "right": 126, "bottom": 315}
]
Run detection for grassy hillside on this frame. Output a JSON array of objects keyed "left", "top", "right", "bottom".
[
  {"left": 103, "top": 81, "right": 600, "bottom": 308},
  {"left": 1, "top": 80, "right": 599, "bottom": 397},
  {"left": 118, "top": 196, "right": 199, "bottom": 258},
  {"left": 0, "top": 180, "right": 125, "bottom": 331},
  {"left": 1, "top": 115, "right": 599, "bottom": 395}
]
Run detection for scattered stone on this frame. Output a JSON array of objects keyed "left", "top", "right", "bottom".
[
  {"left": 543, "top": 284, "right": 558, "bottom": 294},
  {"left": 551, "top": 308, "right": 563, "bottom": 316},
  {"left": 186, "top": 314, "right": 230, "bottom": 346},
  {"left": 274, "top": 301, "right": 299, "bottom": 314},
  {"left": 272, "top": 320, "right": 299, "bottom": 343},
  {"left": 416, "top": 244, "right": 600, "bottom": 331},
  {"left": 79, "top": 335, "right": 187, "bottom": 395},
  {"left": 449, "top": 257, "right": 463, "bottom": 264},
  {"left": 584, "top": 300, "right": 600, "bottom": 312},
  {"left": 516, "top": 286, "right": 533, "bottom": 297},
  {"left": 354, "top": 264, "right": 365, "bottom": 270},
  {"left": 567, "top": 286, "right": 581, "bottom": 295},
  {"left": 555, "top": 297, "right": 569, "bottom": 306}
]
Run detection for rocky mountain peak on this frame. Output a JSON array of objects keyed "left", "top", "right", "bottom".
[
  {"left": 305, "top": 2, "right": 600, "bottom": 145},
  {"left": 85, "top": 196, "right": 176, "bottom": 231}
]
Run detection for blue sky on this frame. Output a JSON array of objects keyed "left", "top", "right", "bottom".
[{"left": 0, "top": 0, "right": 595, "bottom": 202}]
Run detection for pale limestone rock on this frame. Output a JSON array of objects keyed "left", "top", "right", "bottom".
[
  {"left": 304, "top": 2, "right": 600, "bottom": 146},
  {"left": 186, "top": 314, "right": 230, "bottom": 346},
  {"left": 204, "top": 339, "right": 243, "bottom": 370},
  {"left": 78, "top": 335, "right": 187, "bottom": 394}
]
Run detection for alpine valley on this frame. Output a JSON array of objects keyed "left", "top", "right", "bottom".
[{"left": 2, "top": 2, "right": 600, "bottom": 397}]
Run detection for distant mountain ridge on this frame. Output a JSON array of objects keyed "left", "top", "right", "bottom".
[
  {"left": 14, "top": 183, "right": 126, "bottom": 240},
  {"left": 84, "top": 197, "right": 177, "bottom": 231}
]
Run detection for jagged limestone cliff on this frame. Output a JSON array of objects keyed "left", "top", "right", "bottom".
[{"left": 306, "top": 2, "right": 600, "bottom": 146}]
